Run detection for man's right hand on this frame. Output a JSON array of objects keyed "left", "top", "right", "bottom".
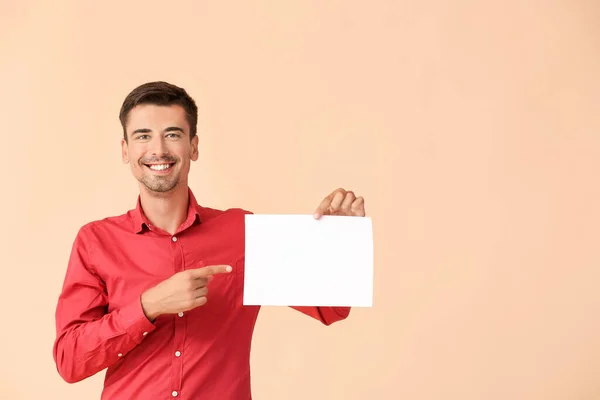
[{"left": 140, "top": 265, "right": 232, "bottom": 321}]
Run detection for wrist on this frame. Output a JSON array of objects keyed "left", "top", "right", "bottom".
[{"left": 141, "top": 289, "right": 161, "bottom": 322}]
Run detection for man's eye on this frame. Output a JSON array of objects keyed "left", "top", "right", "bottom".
[
  {"left": 137, "top": 135, "right": 150, "bottom": 140},
  {"left": 167, "top": 133, "right": 181, "bottom": 138}
]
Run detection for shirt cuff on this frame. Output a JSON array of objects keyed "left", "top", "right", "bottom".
[
  {"left": 333, "top": 306, "right": 351, "bottom": 318},
  {"left": 119, "top": 296, "right": 157, "bottom": 344}
]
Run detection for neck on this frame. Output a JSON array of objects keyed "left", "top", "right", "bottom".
[{"left": 139, "top": 184, "right": 190, "bottom": 235}]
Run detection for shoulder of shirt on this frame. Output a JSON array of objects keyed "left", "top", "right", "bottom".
[
  {"left": 73, "top": 212, "right": 134, "bottom": 239},
  {"left": 198, "top": 206, "right": 254, "bottom": 220}
]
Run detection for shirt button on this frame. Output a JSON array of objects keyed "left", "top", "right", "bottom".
[
  {"left": 178, "top": 312, "right": 184, "bottom": 317},
  {"left": 142, "top": 332, "right": 148, "bottom": 336},
  {"left": 172, "top": 391, "right": 178, "bottom": 397},
  {"left": 175, "top": 351, "right": 181, "bottom": 357},
  {"left": 118, "top": 353, "right": 123, "bottom": 357},
  {"left": 172, "top": 236, "right": 177, "bottom": 242}
]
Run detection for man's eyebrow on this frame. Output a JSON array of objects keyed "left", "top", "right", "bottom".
[
  {"left": 164, "top": 126, "right": 184, "bottom": 133},
  {"left": 132, "top": 128, "right": 151, "bottom": 135}
]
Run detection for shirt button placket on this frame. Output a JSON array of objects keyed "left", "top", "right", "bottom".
[{"left": 171, "top": 233, "right": 185, "bottom": 397}]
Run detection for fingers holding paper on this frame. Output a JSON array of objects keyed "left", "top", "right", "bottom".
[{"left": 314, "top": 188, "right": 366, "bottom": 219}]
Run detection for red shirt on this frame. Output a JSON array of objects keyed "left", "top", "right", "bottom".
[{"left": 53, "top": 188, "right": 350, "bottom": 399}]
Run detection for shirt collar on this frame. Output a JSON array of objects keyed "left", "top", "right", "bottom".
[{"left": 130, "top": 187, "right": 203, "bottom": 234}]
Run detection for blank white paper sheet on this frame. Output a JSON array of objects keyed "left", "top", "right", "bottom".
[{"left": 243, "top": 214, "right": 374, "bottom": 307}]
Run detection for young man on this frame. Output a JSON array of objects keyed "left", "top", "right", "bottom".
[{"left": 53, "top": 81, "right": 367, "bottom": 399}]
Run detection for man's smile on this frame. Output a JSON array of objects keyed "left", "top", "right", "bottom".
[{"left": 144, "top": 163, "right": 175, "bottom": 172}]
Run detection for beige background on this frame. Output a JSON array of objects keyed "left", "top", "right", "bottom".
[{"left": 1, "top": 1, "right": 600, "bottom": 399}]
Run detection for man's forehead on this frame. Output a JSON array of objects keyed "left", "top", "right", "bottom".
[
  {"left": 127, "top": 104, "right": 189, "bottom": 130},
  {"left": 128, "top": 103, "right": 187, "bottom": 119}
]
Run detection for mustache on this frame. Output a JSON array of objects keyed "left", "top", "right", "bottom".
[{"left": 140, "top": 155, "right": 178, "bottom": 164}]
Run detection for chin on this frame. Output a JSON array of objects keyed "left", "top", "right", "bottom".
[{"left": 139, "top": 177, "right": 180, "bottom": 194}]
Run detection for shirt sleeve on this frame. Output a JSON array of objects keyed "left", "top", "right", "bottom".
[
  {"left": 52, "top": 227, "right": 156, "bottom": 384},
  {"left": 290, "top": 306, "right": 351, "bottom": 325}
]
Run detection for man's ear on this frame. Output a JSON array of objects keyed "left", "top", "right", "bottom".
[
  {"left": 190, "top": 135, "right": 199, "bottom": 161},
  {"left": 121, "top": 138, "right": 129, "bottom": 164}
]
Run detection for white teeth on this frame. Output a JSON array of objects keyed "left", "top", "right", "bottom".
[{"left": 149, "top": 164, "right": 171, "bottom": 171}]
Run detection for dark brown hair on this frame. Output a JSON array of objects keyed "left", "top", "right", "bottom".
[{"left": 119, "top": 81, "right": 198, "bottom": 142}]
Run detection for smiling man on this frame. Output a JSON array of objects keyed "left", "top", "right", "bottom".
[{"left": 52, "top": 81, "right": 366, "bottom": 400}]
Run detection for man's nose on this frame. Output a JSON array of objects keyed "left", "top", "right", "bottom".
[{"left": 148, "top": 136, "right": 168, "bottom": 156}]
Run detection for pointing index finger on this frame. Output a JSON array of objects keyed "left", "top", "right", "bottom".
[{"left": 191, "top": 264, "right": 232, "bottom": 278}]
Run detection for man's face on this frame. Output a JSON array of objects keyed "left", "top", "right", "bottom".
[{"left": 121, "top": 104, "right": 198, "bottom": 194}]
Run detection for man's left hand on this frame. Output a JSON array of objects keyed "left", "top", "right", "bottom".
[{"left": 313, "top": 188, "right": 366, "bottom": 219}]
